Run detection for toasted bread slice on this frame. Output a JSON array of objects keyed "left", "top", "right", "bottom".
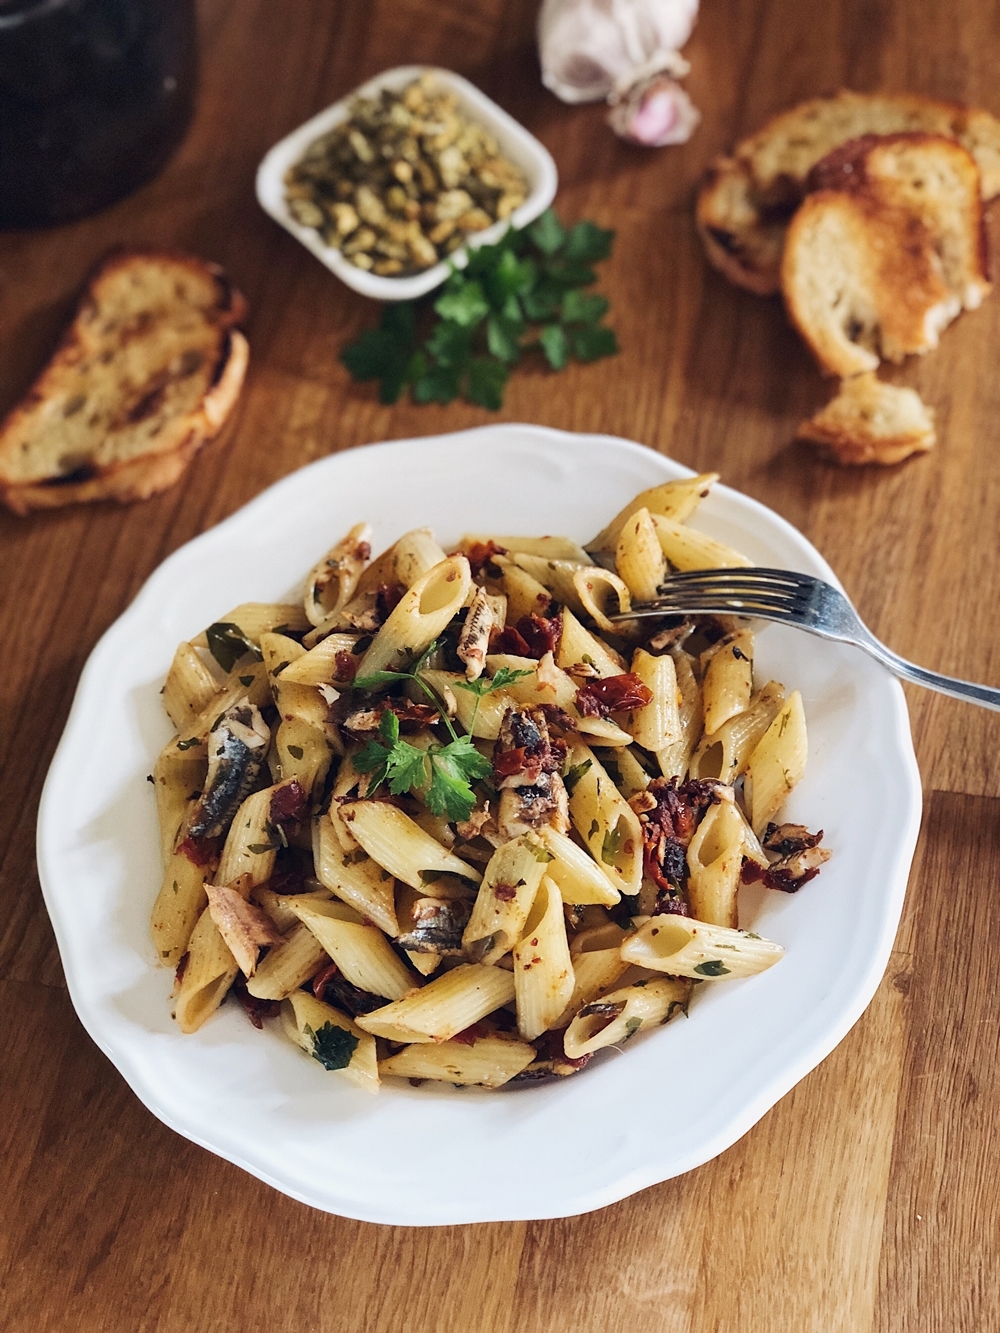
[
  {"left": 796, "top": 372, "right": 935, "bottom": 465},
  {"left": 697, "top": 90, "right": 1000, "bottom": 293},
  {"left": 781, "top": 190, "right": 959, "bottom": 376},
  {"left": 0, "top": 251, "right": 248, "bottom": 515},
  {"left": 808, "top": 133, "right": 991, "bottom": 311}
]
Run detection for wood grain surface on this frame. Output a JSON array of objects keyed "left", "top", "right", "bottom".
[{"left": 2, "top": 1, "right": 999, "bottom": 1329}]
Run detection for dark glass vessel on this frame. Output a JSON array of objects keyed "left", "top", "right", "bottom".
[{"left": 0, "top": 0, "right": 197, "bottom": 229}]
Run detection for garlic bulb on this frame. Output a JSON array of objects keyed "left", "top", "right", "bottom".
[
  {"left": 538, "top": 0, "right": 699, "bottom": 108},
  {"left": 607, "top": 69, "right": 700, "bottom": 146}
]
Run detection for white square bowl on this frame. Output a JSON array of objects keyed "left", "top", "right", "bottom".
[{"left": 255, "top": 65, "right": 559, "bottom": 302}]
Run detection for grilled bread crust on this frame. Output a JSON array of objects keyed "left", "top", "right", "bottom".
[
  {"left": 697, "top": 90, "right": 1000, "bottom": 293},
  {"left": 0, "top": 250, "right": 248, "bottom": 515},
  {"left": 796, "top": 372, "right": 936, "bottom": 466}
]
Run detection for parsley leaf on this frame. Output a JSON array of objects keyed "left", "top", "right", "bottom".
[
  {"left": 563, "top": 758, "right": 592, "bottom": 794},
  {"left": 601, "top": 822, "right": 624, "bottom": 866},
  {"left": 694, "top": 959, "right": 731, "bottom": 977},
  {"left": 206, "top": 622, "right": 262, "bottom": 673},
  {"left": 426, "top": 736, "right": 492, "bottom": 820},
  {"left": 306, "top": 1021, "right": 359, "bottom": 1071},
  {"left": 340, "top": 207, "right": 617, "bottom": 409},
  {"left": 454, "top": 666, "right": 533, "bottom": 698}
]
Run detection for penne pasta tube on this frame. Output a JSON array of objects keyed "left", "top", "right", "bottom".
[
  {"left": 313, "top": 811, "right": 398, "bottom": 935},
  {"left": 615, "top": 508, "right": 666, "bottom": 603},
  {"left": 391, "top": 528, "right": 449, "bottom": 589},
  {"left": 511, "top": 553, "right": 588, "bottom": 615},
  {"left": 461, "top": 534, "right": 592, "bottom": 564},
  {"left": 216, "top": 785, "right": 290, "bottom": 889},
  {"left": 627, "top": 648, "right": 680, "bottom": 753},
  {"left": 513, "top": 876, "right": 576, "bottom": 1040},
  {"left": 556, "top": 608, "right": 626, "bottom": 677},
  {"left": 406, "top": 949, "right": 442, "bottom": 977},
  {"left": 554, "top": 943, "right": 631, "bottom": 1028},
  {"left": 573, "top": 567, "right": 632, "bottom": 634},
  {"left": 192, "top": 602, "right": 311, "bottom": 649},
  {"left": 462, "top": 834, "right": 551, "bottom": 963},
  {"left": 150, "top": 850, "right": 210, "bottom": 965},
  {"left": 339, "top": 800, "right": 481, "bottom": 890},
  {"left": 377, "top": 1033, "right": 535, "bottom": 1087},
  {"left": 253, "top": 885, "right": 332, "bottom": 934},
  {"left": 245, "top": 922, "right": 327, "bottom": 1000},
  {"left": 701, "top": 630, "right": 754, "bottom": 736},
  {"left": 565, "top": 742, "right": 643, "bottom": 897},
  {"left": 536, "top": 826, "right": 621, "bottom": 905},
  {"left": 357, "top": 555, "right": 472, "bottom": 677},
  {"left": 275, "top": 631, "right": 360, "bottom": 687},
  {"left": 620, "top": 915, "right": 784, "bottom": 979},
  {"left": 289, "top": 900, "right": 417, "bottom": 1000},
  {"left": 173, "top": 906, "right": 240, "bottom": 1033},
  {"left": 162, "top": 641, "right": 221, "bottom": 730},
  {"left": 689, "top": 681, "right": 785, "bottom": 783},
  {"left": 747, "top": 690, "right": 808, "bottom": 835},
  {"left": 562, "top": 977, "right": 692, "bottom": 1058},
  {"left": 496, "top": 561, "right": 554, "bottom": 622},
  {"left": 151, "top": 742, "right": 206, "bottom": 864},
  {"left": 356, "top": 963, "right": 515, "bottom": 1043},
  {"left": 303, "top": 523, "right": 372, "bottom": 627},
  {"left": 650, "top": 513, "right": 751, "bottom": 571},
  {"left": 585, "top": 473, "right": 720, "bottom": 554},
  {"left": 657, "top": 649, "right": 702, "bottom": 779},
  {"left": 281, "top": 991, "right": 378, "bottom": 1094},
  {"left": 685, "top": 793, "right": 746, "bottom": 928}
]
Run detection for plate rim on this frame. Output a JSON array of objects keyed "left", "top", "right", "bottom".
[{"left": 36, "top": 425, "right": 923, "bottom": 1224}]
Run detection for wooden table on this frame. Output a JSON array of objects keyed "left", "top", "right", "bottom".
[{"left": 3, "top": 1, "right": 998, "bottom": 1329}]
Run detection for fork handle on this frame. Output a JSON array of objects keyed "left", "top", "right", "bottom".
[{"left": 856, "top": 638, "right": 1000, "bottom": 712}]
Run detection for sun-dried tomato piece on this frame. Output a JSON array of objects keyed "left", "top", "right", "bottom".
[
  {"left": 494, "top": 747, "right": 527, "bottom": 777},
  {"left": 492, "top": 625, "right": 531, "bottom": 656},
  {"left": 516, "top": 612, "right": 562, "bottom": 658},
  {"left": 452, "top": 1020, "right": 491, "bottom": 1046},
  {"left": 176, "top": 834, "right": 218, "bottom": 867},
  {"left": 463, "top": 541, "right": 509, "bottom": 578},
  {"left": 575, "top": 672, "right": 654, "bottom": 718},
  {"left": 233, "top": 976, "right": 280, "bottom": 1029},
  {"left": 375, "top": 582, "right": 405, "bottom": 620},
  {"left": 334, "top": 650, "right": 357, "bottom": 682},
  {"left": 270, "top": 780, "right": 309, "bottom": 830}
]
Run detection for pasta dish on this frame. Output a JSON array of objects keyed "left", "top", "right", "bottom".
[{"left": 148, "top": 472, "right": 829, "bottom": 1092}]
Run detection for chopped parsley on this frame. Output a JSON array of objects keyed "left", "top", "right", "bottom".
[
  {"left": 693, "top": 960, "right": 731, "bottom": 977},
  {"left": 305, "top": 1021, "right": 359, "bottom": 1071},
  {"left": 205, "top": 622, "right": 262, "bottom": 673}
]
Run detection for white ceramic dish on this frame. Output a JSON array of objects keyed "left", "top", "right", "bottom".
[
  {"left": 37, "top": 426, "right": 921, "bottom": 1226},
  {"left": 256, "top": 66, "right": 558, "bottom": 301}
]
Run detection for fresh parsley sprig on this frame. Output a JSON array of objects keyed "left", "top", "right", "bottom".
[
  {"left": 340, "top": 208, "right": 617, "bottom": 409},
  {"left": 352, "top": 649, "right": 530, "bottom": 820}
]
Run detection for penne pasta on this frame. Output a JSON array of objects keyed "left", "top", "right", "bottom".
[
  {"left": 378, "top": 1034, "right": 535, "bottom": 1087},
  {"left": 701, "top": 629, "right": 754, "bottom": 736},
  {"left": 572, "top": 566, "right": 632, "bottom": 634},
  {"left": 650, "top": 513, "right": 751, "bottom": 571},
  {"left": 193, "top": 602, "right": 310, "bottom": 649},
  {"left": 289, "top": 899, "right": 417, "bottom": 1000},
  {"left": 685, "top": 792, "right": 747, "bottom": 927},
  {"left": 495, "top": 560, "right": 554, "bottom": 622},
  {"left": 657, "top": 649, "right": 702, "bottom": 779},
  {"left": 627, "top": 648, "right": 680, "bottom": 753},
  {"left": 162, "top": 641, "right": 220, "bottom": 730},
  {"left": 615, "top": 507, "right": 666, "bottom": 603},
  {"left": 356, "top": 963, "right": 515, "bottom": 1043},
  {"left": 245, "top": 921, "right": 328, "bottom": 1001},
  {"left": 303, "top": 523, "right": 372, "bottom": 627},
  {"left": 747, "top": 690, "right": 808, "bottom": 835},
  {"left": 562, "top": 977, "right": 692, "bottom": 1058},
  {"left": 461, "top": 533, "right": 592, "bottom": 564},
  {"left": 585, "top": 473, "right": 719, "bottom": 554},
  {"left": 313, "top": 811, "right": 398, "bottom": 936},
  {"left": 173, "top": 906, "right": 240, "bottom": 1033},
  {"left": 391, "top": 528, "right": 449, "bottom": 589},
  {"left": 357, "top": 555, "right": 471, "bottom": 677},
  {"left": 620, "top": 914, "right": 784, "bottom": 979},
  {"left": 513, "top": 876, "right": 576, "bottom": 1040},
  {"left": 281, "top": 991, "right": 378, "bottom": 1094},
  {"left": 556, "top": 608, "right": 626, "bottom": 677},
  {"left": 462, "top": 834, "right": 551, "bottom": 963},
  {"left": 565, "top": 742, "right": 643, "bottom": 897},
  {"left": 688, "top": 680, "right": 785, "bottom": 783},
  {"left": 339, "top": 800, "right": 481, "bottom": 890},
  {"left": 536, "top": 826, "right": 621, "bottom": 905}
]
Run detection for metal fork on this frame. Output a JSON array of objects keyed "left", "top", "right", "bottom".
[{"left": 610, "top": 567, "right": 1000, "bottom": 711}]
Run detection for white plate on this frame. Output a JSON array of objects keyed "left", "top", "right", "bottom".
[
  {"left": 37, "top": 426, "right": 921, "bottom": 1225},
  {"left": 256, "top": 66, "right": 558, "bottom": 301}
]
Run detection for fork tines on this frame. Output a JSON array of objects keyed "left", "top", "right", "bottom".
[{"left": 613, "top": 567, "right": 818, "bottom": 619}]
